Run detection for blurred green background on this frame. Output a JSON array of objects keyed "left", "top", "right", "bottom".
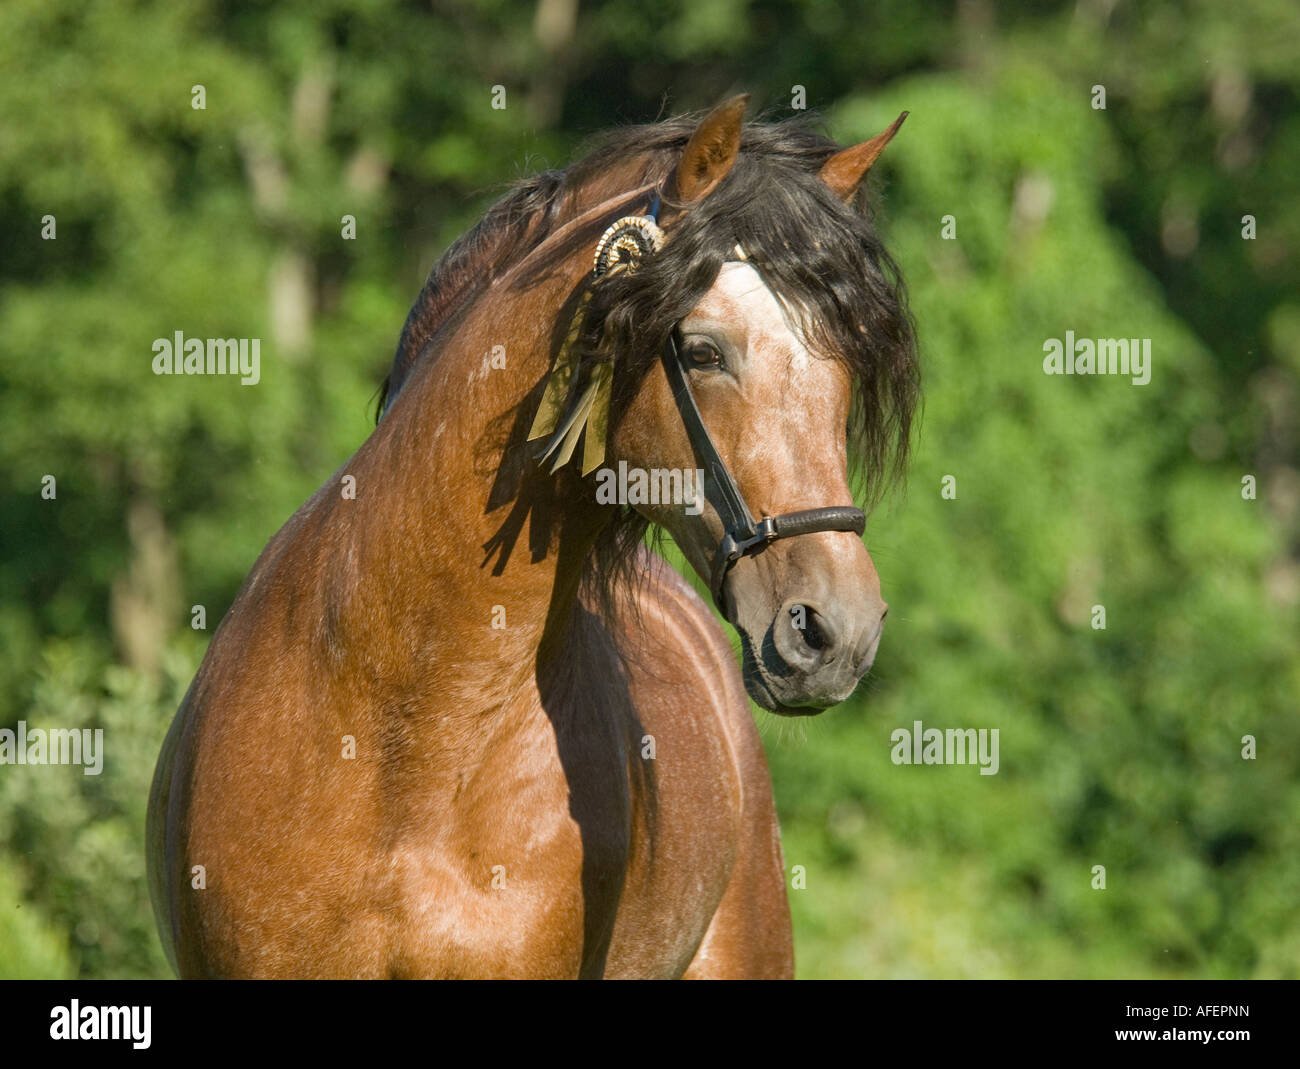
[{"left": 1, "top": 0, "right": 1297, "bottom": 979}]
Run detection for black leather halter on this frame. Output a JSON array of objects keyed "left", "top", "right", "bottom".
[
  {"left": 659, "top": 328, "right": 866, "bottom": 611},
  {"left": 530, "top": 189, "right": 867, "bottom": 612}
]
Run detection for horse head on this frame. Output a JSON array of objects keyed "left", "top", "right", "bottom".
[{"left": 535, "top": 96, "right": 918, "bottom": 714}]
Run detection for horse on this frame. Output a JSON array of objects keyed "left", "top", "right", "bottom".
[{"left": 146, "top": 94, "right": 919, "bottom": 979}]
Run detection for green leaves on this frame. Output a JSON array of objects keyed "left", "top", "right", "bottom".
[{"left": 0, "top": 0, "right": 1296, "bottom": 979}]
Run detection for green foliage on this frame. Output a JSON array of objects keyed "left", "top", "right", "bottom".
[
  {"left": 0, "top": 0, "right": 1295, "bottom": 977},
  {"left": 0, "top": 639, "right": 196, "bottom": 978}
]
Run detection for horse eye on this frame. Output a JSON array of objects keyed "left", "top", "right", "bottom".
[{"left": 684, "top": 341, "right": 723, "bottom": 369}]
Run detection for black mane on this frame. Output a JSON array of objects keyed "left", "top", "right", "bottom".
[{"left": 380, "top": 111, "right": 919, "bottom": 510}]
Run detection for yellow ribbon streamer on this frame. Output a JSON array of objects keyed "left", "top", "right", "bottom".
[
  {"left": 527, "top": 288, "right": 592, "bottom": 445},
  {"left": 580, "top": 360, "right": 613, "bottom": 475}
]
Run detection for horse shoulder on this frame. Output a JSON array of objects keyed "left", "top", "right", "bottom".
[
  {"left": 618, "top": 548, "right": 755, "bottom": 795},
  {"left": 598, "top": 548, "right": 789, "bottom": 977}
]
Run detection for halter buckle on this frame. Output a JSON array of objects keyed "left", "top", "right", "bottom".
[{"left": 718, "top": 517, "right": 780, "bottom": 567}]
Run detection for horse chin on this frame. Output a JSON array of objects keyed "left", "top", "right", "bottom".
[{"left": 736, "top": 630, "right": 838, "bottom": 717}]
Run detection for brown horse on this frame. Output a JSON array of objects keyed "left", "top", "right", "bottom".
[{"left": 147, "top": 95, "right": 918, "bottom": 978}]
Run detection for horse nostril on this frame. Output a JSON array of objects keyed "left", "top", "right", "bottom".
[
  {"left": 795, "top": 605, "right": 828, "bottom": 651},
  {"left": 774, "top": 600, "right": 847, "bottom": 676},
  {"left": 790, "top": 604, "right": 840, "bottom": 662}
]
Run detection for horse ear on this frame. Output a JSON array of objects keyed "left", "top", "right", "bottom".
[
  {"left": 672, "top": 94, "right": 750, "bottom": 206},
  {"left": 820, "top": 111, "right": 908, "bottom": 202}
]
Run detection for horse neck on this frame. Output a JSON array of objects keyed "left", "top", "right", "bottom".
[{"left": 338, "top": 174, "right": 656, "bottom": 710}]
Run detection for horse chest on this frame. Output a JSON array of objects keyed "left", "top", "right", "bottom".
[{"left": 387, "top": 701, "right": 737, "bottom": 978}]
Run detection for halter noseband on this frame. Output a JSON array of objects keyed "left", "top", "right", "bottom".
[{"left": 531, "top": 192, "right": 867, "bottom": 612}]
